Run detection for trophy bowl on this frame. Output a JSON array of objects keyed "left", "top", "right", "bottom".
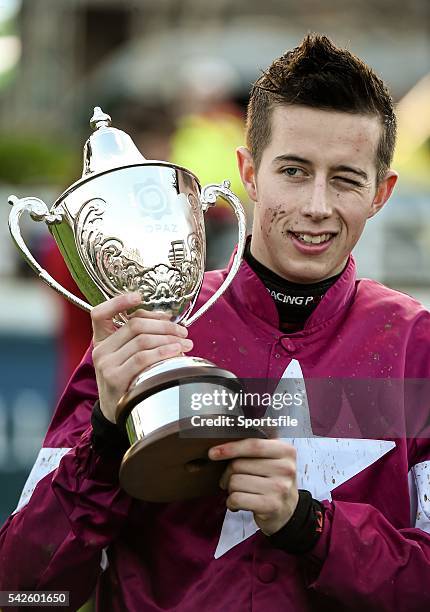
[{"left": 8, "top": 107, "right": 263, "bottom": 502}]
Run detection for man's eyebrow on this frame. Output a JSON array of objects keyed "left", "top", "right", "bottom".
[{"left": 272, "top": 155, "right": 311, "bottom": 165}]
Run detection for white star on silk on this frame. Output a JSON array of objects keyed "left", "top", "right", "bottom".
[{"left": 214, "top": 360, "right": 396, "bottom": 559}]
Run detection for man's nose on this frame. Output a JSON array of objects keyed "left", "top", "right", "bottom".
[{"left": 302, "top": 179, "right": 333, "bottom": 220}]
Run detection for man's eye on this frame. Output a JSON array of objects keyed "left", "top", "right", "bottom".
[
  {"left": 334, "top": 176, "right": 361, "bottom": 187},
  {"left": 283, "top": 167, "right": 304, "bottom": 177}
]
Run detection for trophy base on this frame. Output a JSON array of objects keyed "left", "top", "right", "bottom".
[
  {"left": 119, "top": 417, "right": 263, "bottom": 502},
  {"left": 116, "top": 356, "right": 266, "bottom": 502}
]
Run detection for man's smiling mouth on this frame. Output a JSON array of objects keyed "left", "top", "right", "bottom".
[{"left": 289, "top": 232, "right": 336, "bottom": 245}]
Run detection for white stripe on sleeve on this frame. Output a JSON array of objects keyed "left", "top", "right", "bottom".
[
  {"left": 411, "top": 460, "right": 430, "bottom": 534},
  {"left": 13, "top": 447, "right": 72, "bottom": 514}
]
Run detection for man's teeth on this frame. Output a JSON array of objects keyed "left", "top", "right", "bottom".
[{"left": 294, "top": 233, "right": 332, "bottom": 244}]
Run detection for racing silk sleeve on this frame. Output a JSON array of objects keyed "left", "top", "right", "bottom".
[
  {"left": 0, "top": 348, "right": 132, "bottom": 612},
  {"left": 304, "top": 495, "right": 430, "bottom": 610},
  {"left": 302, "top": 313, "right": 430, "bottom": 611}
]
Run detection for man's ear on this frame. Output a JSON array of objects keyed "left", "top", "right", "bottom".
[
  {"left": 368, "top": 170, "right": 398, "bottom": 219},
  {"left": 236, "top": 146, "right": 258, "bottom": 202}
]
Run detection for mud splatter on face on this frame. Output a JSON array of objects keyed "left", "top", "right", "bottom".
[{"left": 264, "top": 205, "right": 282, "bottom": 235}]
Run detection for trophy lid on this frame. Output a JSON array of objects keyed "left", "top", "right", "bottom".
[{"left": 82, "top": 106, "right": 146, "bottom": 176}]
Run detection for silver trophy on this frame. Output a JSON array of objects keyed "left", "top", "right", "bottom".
[{"left": 8, "top": 107, "right": 249, "bottom": 502}]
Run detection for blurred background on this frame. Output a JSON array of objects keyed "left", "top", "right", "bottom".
[{"left": 0, "top": 0, "right": 429, "bottom": 525}]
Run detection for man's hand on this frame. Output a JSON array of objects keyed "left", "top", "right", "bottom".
[
  {"left": 208, "top": 438, "right": 299, "bottom": 536},
  {"left": 91, "top": 292, "right": 193, "bottom": 424}
]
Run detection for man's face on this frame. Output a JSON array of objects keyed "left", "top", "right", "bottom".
[{"left": 238, "top": 105, "right": 397, "bottom": 283}]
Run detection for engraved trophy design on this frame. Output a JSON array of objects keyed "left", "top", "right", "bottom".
[{"left": 8, "top": 107, "right": 249, "bottom": 502}]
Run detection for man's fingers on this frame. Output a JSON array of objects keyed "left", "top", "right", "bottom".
[
  {"left": 91, "top": 293, "right": 179, "bottom": 343},
  {"left": 209, "top": 438, "right": 296, "bottom": 461},
  {"left": 91, "top": 295, "right": 191, "bottom": 423},
  {"left": 91, "top": 292, "right": 142, "bottom": 343},
  {"left": 120, "top": 343, "right": 188, "bottom": 383},
  {"left": 219, "top": 458, "right": 295, "bottom": 486},
  {"left": 226, "top": 492, "right": 276, "bottom": 515},
  {"left": 94, "top": 317, "right": 187, "bottom": 354},
  {"left": 222, "top": 473, "right": 272, "bottom": 495},
  {"left": 93, "top": 308, "right": 188, "bottom": 358},
  {"left": 129, "top": 308, "right": 172, "bottom": 320},
  {"left": 106, "top": 334, "right": 193, "bottom": 368}
]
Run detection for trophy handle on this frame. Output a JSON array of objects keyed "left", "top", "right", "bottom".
[
  {"left": 8, "top": 195, "right": 93, "bottom": 313},
  {"left": 182, "top": 180, "right": 247, "bottom": 327}
]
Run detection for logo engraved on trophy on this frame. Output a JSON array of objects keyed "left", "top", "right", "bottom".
[
  {"left": 8, "top": 106, "right": 254, "bottom": 503},
  {"left": 134, "top": 179, "right": 170, "bottom": 220}
]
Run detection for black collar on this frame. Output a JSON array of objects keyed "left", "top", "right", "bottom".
[{"left": 244, "top": 240, "right": 344, "bottom": 332}]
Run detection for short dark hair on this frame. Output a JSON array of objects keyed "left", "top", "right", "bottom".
[{"left": 246, "top": 33, "right": 397, "bottom": 183}]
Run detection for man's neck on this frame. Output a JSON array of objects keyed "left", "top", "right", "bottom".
[{"left": 244, "top": 240, "right": 344, "bottom": 332}]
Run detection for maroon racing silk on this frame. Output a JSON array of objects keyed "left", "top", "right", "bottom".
[{"left": 1, "top": 254, "right": 430, "bottom": 611}]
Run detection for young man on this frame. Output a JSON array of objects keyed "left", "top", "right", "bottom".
[{"left": 1, "top": 34, "right": 430, "bottom": 611}]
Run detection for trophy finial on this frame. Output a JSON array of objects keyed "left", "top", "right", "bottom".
[
  {"left": 83, "top": 106, "right": 146, "bottom": 176},
  {"left": 90, "top": 106, "right": 112, "bottom": 130}
]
